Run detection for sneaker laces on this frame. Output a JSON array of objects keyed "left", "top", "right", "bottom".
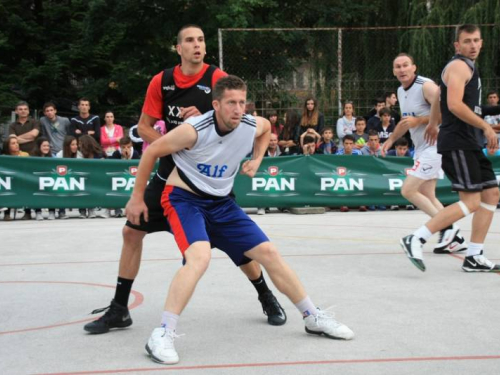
[
  {"left": 90, "top": 305, "right": 111, "bottom": 315},
  {"left": 260, "top": 293, "right": 283, "bottom": 316},
  {"left": 314, "top": 308, "right": 343, "bottom": 329},
  {"left": 474, "top": 254, "right": 495, "bottom": 268},
  {"left": 159, "top": 328, "right": 184, "bottom": 349}
]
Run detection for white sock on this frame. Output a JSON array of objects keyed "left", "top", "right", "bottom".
[
  {"left": 413, "top": 225, "right": 432, "bottom": 242},
  {"left": 160, "top": 311, "right": 179, "bottom": 331},
  {"left": 294, "top": 296, "right": 318, "bottom": 317},
  {"left": 467, "top": 242, "right": 483, "bottom": 257}
]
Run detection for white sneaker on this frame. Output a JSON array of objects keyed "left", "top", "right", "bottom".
[
  {"left": 433, "top": 224, "right": 459, "bottom": 252},
  {"left": 304, "top": 309, "right": 354, "bottom": 340},
  {"left": 48, "top": 212, "right": 55, "bottom": 220},
  {"left": 97, "top": 209, "right": 110, "bottom": 219},
  {"left": 400, "top": 234, "right": 426, "bottom": 272},
  {"left": 145, "top": 327, "right": 180, "bottom": 365},
  {"left": 257, "top": 208, "right": 265, "bottom": 215},
  {"left": 36, "top": 212, "right": 44, "bottom": 221},
  {"left": 88, "top": 209, "right": 97, "bottom": 218}
]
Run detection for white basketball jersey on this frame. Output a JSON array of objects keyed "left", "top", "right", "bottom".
[
  {"left": 173, "top": 111, "right": 257, "bottom": 197},
  {"left": 397, "top": 75, "right": 436, "bottom": 158}
]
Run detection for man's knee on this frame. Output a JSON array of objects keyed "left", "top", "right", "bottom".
[
  {"left": 482, "top": 187, "right": 500, "bottom": 205},
  {"left": 401, "top": 183, "right": 417, "bottom": 200},
  {"left": 122, "top": 225, "right": 146, "bottom": 245},
  {"left": 254, "top": 242, "right": 281, "bottom": 263},
  {"left": 459, "top": 194, "right": 481, "bottom": 213},
  {"left": 184, "top": 244, "right": 211, "bottom": 273}
]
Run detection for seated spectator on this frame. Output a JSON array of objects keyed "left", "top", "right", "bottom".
[
  {"left": 353, "top": 117, "right": 368, "bottom": 150},
  {"left": 336, "top": 101, "right": 356, "bottom": 147},
  {"left": 56, "top": 136, "right": 83, "bottom": 158},
  {"left": 78, "top": 135, "right": 105, "bottom": 219},
  {"left": 40, "top": 102, "right": 71, "bottom": 156},
  {"left": 386, "top": 137, "right": 412, "bottom": 157},
  {"left": 360, "top": 130, "right": 382, "bottom": 156},
  {"left": 279, "top": 109, "right": 299, "bottom": 155},
  {"left": 257, "top": 133, "right": 281, "bottom": 215},
  {"left": 268, "top": 111, "right": 283, "bottom": 137},
  {"left": 365, "top": 97, "right": 386, "bottom": 126},
  {"left": 111, "top": 136, "right": 141, "bottom": 160},
  {"left": 9, "top": 101, "right": 40, "bottom": 155},
  {"left": 2, "top": 135, "right": 29, "bottom": 221},
  {"left": 265, "top": 133, "right": 281, "bottom": 157},
  {"left": 334, "top": 135, "right": 363, "bottom": 212},
  {"left": 301, "top": 135, "right": 316, "bottom": 155},
  {"left": 32, "top": 137, "right": 56, "bottom": 221},
  {"left": 298, "top": 97, "right": 324, "bottom": 141},
  {"left": 142, "top": 120, "right": 166, "bottom": 153},
  {"left": 100, "top": 111, "right": 124, "bottom": 157},
  {"left": 374, "top": 107, "right": 395, "bottom": 144},
  {"left": 300, "top": 128, "right": 321, "bottom": 150},
  {"left": 316, "top": 127, "right": 338, "bottom": 155},
  {"left": 335, "top": 134, "right": 362, "bottom": 155}
]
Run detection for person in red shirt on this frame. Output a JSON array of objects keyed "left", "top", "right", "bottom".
[{"left": 84, "top": 25, "right": 286, "bottom": 335}]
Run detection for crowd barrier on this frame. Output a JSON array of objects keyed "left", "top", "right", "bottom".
[{"left": 1, "top": 155, "right": 499, "bottom": 209}]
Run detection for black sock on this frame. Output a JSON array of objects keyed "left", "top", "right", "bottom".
[
  {"left": 114, "top": 277, "right": 134, "bottom": 307},
  {"left": 443, "top": 224, "right": 453, "bottom": 231},
  {"left": 249, "top": 272, "right": 270, "bottom": 297}
]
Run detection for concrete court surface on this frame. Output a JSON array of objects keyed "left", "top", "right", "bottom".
[{"left": 1, "top": 208, "right": 500, "bottom": 375}]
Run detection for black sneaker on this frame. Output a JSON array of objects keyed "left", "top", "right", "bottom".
[
  {"left": 84, "top": 300, "right": 132, "bottom": 334},
  {"left": 400, "top": 235, "right": 426, "bottom": 272},
  {"left": 433, "top": 224, "right": 459, "bottom": 253},
  {"left": 258, "top": 291, "right": 287, "bottom": 326},
  {"left": 462, "top": 251, "right": 500, "bottom": 272}
]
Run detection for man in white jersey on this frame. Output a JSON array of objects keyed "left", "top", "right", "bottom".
[
  {"left": 126, "top": 76, "right": 354, "bottom": 365},
  {"left": 381, "top": 53, "right": 467, "bottom": 258}
]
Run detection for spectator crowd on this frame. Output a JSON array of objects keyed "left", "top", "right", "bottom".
[{"left": 1, "top": 89, "right": 500, "bottom": 220}]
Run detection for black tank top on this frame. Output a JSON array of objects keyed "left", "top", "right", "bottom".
[
  {"left": 438, "top": 54, "right": 482, "bottom": 152},
  {"left": 156, "top": 65, "right": 217, "bottom": 179}
]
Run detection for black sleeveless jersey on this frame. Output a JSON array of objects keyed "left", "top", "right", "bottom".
[
  {"left": 438, "top": 54, "right": 482, "bottom": 152},
  {"left": 156, "top": 65, "right": 217, "bottom": 179}
]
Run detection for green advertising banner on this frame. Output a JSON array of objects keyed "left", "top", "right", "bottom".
[{"left": 1, "top": 155, "right": 499, "bottom": 208}]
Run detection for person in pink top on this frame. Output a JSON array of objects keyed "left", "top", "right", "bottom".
[
  {"left": 100, "top": 111, "right": 124, "bottom": 156},
  {"left": 142, "top": 120, "right": 166, "bottom": 152}
]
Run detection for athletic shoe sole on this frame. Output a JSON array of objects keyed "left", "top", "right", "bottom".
[
  {"left": 305, "top": 327, "right": 353, "bottom": 340},
  {"left": 462, "top": 266, "right": 500, "bottom": 273},
  {"left": 145, "top": 343, "right": 179, "bottom": 365},
  {"left": 400, "top": 238, "right": 426, "bottom": 272}
]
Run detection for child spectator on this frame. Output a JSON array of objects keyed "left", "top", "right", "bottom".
[
  {"left": 336, "top": 134, "right": 361, "bottom": 155},
  {"left": 111, "top": 136, "right": 141, "bottom": 160},
  {"left": 257, "top": 134, "right": 281, "bottom": 215},
  {"left": 32, "top": 137, "right": 56, "bottom": 221},
  {"left": 366, "top": 97, "right": 386, "bottom": 129},
  {"left": 79, "top": 135, "right": 105, "bottom": 219},
  {"left": 360, "top": 130, "right": 382, "bottom": 156},
  {"left": 374, "top": 107, "right": 395, "bottom": 144},
  {"left": 316, "top": 127, "right": 337, "bottom": 155},
  {"left": 279, "top": 109, "right": 299, "bottom": 155},
  {"left": 56, "top": 136, "right": 83, "bottom": 158},
  {"left": 298, "top": 97, "right": 324, "bottom": 139},
  {"left": 386, "top": 137, "right": 412, "bottom": 157},
  {"left": 268, "top": 111, "right": 283, "bottom": 137},
  {"left": 100, "top": 111, "right": 124, "bottom": 157},
  {"left": 301, "top": 135, "right": 316, "bottom": 155},
  {"left": 353, "top": 117, "right": 369, "bottom": 150},
  {"left": 336, "top": 101, "right": 356, "bottom": 147}
]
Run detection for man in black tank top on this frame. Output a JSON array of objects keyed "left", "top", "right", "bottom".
[
  {"left": 400, "top": 24, "right": 500, "bottom": 273},
  {"left": 84, "top": 25, "right": 286, "bottom": 335}
]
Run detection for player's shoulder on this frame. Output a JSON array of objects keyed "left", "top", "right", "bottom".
[
  {"left": 186, "top": 110, "right": 215, "bottom": 130},
  {"left": 242, "top": 114, "right": 257, "bottom": 127}
]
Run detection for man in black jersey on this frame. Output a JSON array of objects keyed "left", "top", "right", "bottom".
[
  {"left": 84, "top": 25, "right": 286, "bottom": 334},
  {"left": 401, "top": 24, "right": 499, "bottom": 273}
]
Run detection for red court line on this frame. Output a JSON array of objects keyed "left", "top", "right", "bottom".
[
  {"left": 0, "top": 281, "right": 143, "bottom": 335},
  {"left": 35, "top": 354, "right": 500, "bottom": 375}
]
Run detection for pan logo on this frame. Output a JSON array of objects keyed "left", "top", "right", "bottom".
[
  {"left": 249, "top": 166, "right": 299, "bottom": 197},
  {"left": 316, "top": 167, "right": 365, "bottom": 193},
  {"left": 107, "top": 166, "right": 140, "bottom": 196},
  {"left": 34, "top": 165, "right": 89, "bottom": 196},
  {"left": 0, "top": 171, "right": 15, "bottom": 196}
]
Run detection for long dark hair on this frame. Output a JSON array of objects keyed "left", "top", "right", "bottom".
[
  {"left": 32, "top": 137, "right": 52, "bottom": 157},
  {"left": 62, "top": 135, "right": 78, "bottom": 158},
  {"left": 2, "top": 135, "right": 18, "bottom": 155},
  {"left": 282, "top": 109, "right": 300, "bottom": 141},
  {"left": 79, "top": 135, "right": 103, "bottom": 159},
  {"left": 300, "top": 97, "right": 319, "bottom": 127}
]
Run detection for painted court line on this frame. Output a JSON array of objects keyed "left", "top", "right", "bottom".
[
  {"left": 0, "top": 281, "right": 143, "bottom": 335},
  {"left": 35, "top": 354, "right": 500, "bottom": 375}
]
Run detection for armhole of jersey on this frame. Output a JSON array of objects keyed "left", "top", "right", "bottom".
[{"left": 442, "top": 59, "right": 473, "bottom": 87}]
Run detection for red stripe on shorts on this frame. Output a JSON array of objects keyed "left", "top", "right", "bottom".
[{"left": 161, "top": 185, "right": 190, "bottom": 253}]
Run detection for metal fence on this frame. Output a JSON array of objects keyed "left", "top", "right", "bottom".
[{"left": 218, "top": 25, "right": 500, "bottom": 123}]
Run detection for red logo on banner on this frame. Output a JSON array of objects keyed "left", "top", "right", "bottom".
[
  {"left": 268, "top": 166, "right": 279, "bottom": 176},
  {"left": 129, "top": 166, "right": 138, "bottom": 176},
  {"left": 337, "top": 167, "right": 347, "bottom": 177},
  {"left": 57, "top": 165, "right": 68, "bottom": 176}
]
